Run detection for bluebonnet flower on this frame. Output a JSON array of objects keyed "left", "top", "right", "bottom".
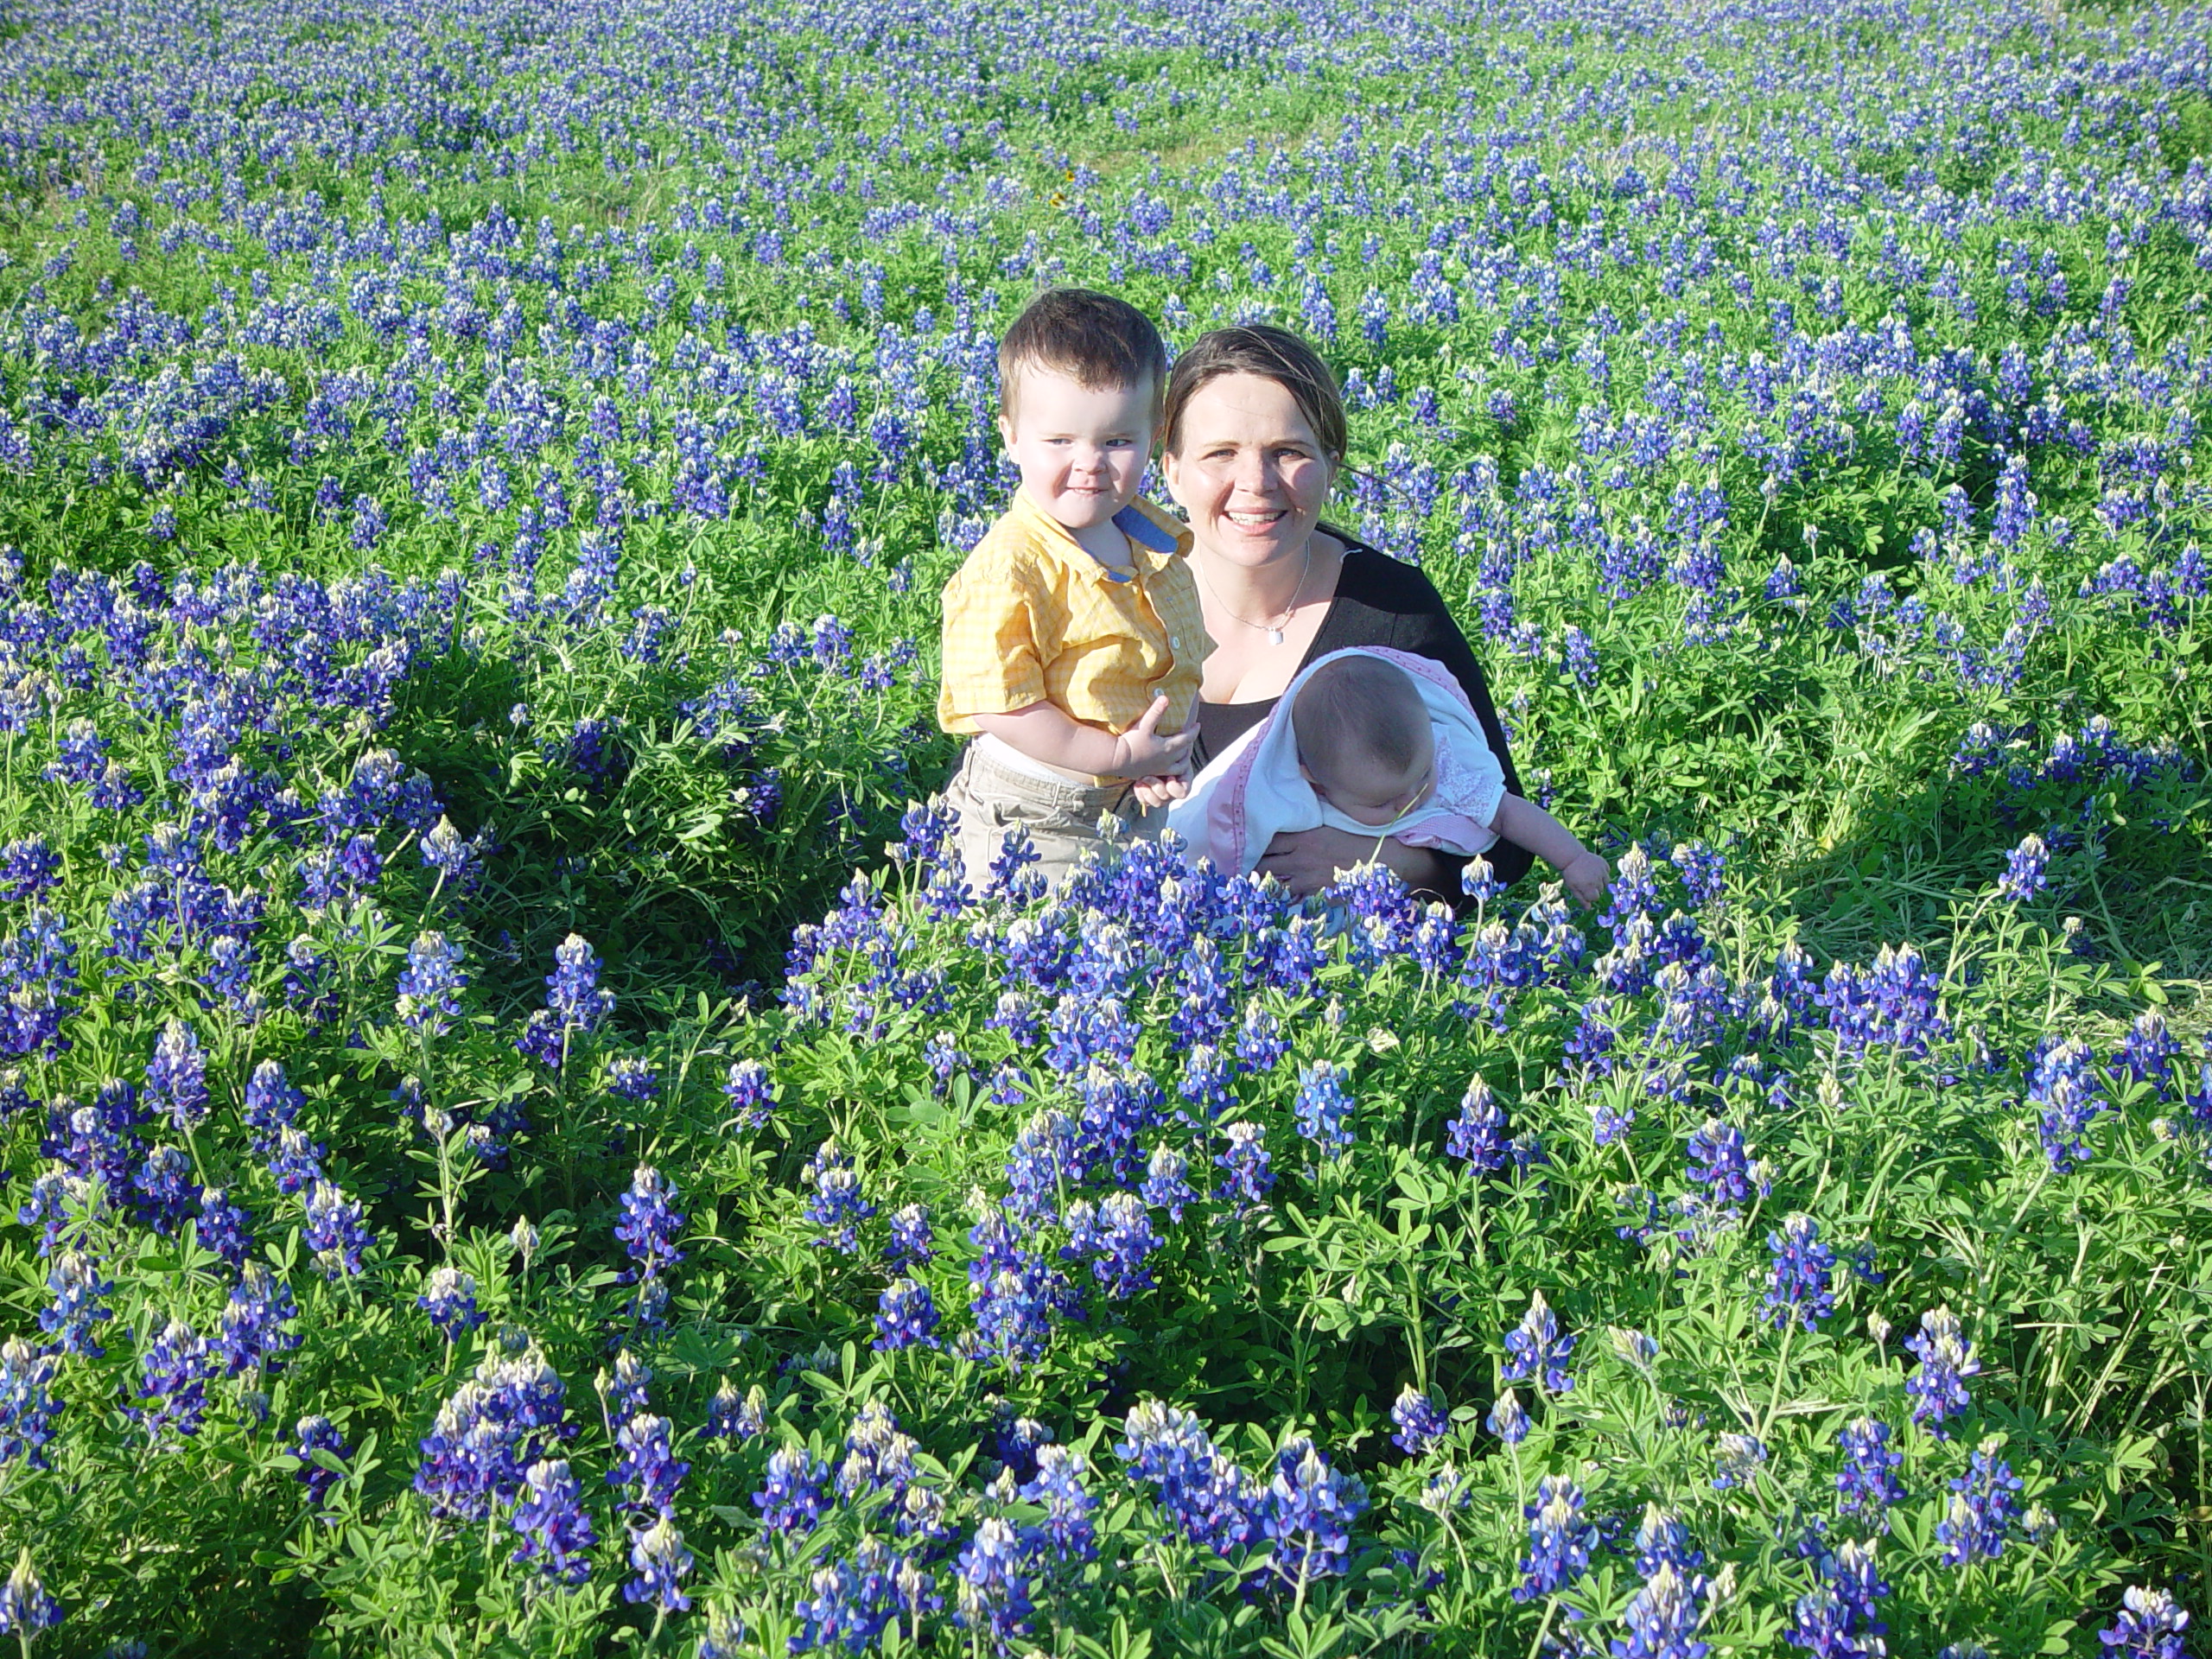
[
  {"left": 0, "top": 839, "right": 60, "bottom": 903},
  {"left": 136, "top": 1144, "right": 194, "bottom": 1236},
  {"left": 0, "top": 1338, "right": 61, "bottom": 1471},
  {"left": 1817, "top": 943, "right": 1950, "bottom": 1060},
  {"left": 805, "top": 1140, "right": 874, "bottom": 1253},
  {"left": 1635, "top": 1505, "right": 1700, "bottom": 1576},
  {"left": 1447, "top": 1077, "right": 1510, "bottom": 1171},
  {"left": 291, "top": 1415, "right": 351, "bottom": 1516},
  {"left": 615, "top": 1164, "right": 685, "bottom": 1288},
  {"left": 1612, "top": 1560, "right": 1707, "bottom": 1659},
  {"left": 793, "top": 1540, "right": 903, "bottom": 1652},
  {"left": 1938, "top": 1437, "right": 2021, "bottom": 1566},
  {"left": 1766, "top": 1215, "right": 1837, "bottom": 1329},
  {"left": 0, "top": 1550, "right": 62, "bottom": 1638},
  {"left": 602, "top": 1351, "right": 652, "bottom": 1420},
  {"left": 605, "top": 1056, "right": 658, "bottom": 1102},
  {"left": 703, "top": 1380, "right": 766, "bottom": 1441},
  {"left": 608, "top": 1412, "right": 688, "bottom": 1518},
  {"left": 39, "top": 1250, "right": 111, "bottom": 1356},
  {"left": 216, "top": 1262, "right": 302, "bottom": 1376},
  {"left": 874, "top": 1279, "right": 942, "bottom": 1351},
  {"left": 723, "top": 1058, "right": 774, "bottom": 1128},
  {"left": 1670, "top": 842, "right": 1726, "bottom": 910},
  {"left": 1261, "top": 1437, "right": 1369, "bottom": 1593},
  {"left": 624, "top": 1516, "right": 693, "bottom": 1613},
  {"left": 886, "top": 1203, "right": 933, "bottom": 1268},
  {"left": 396, "top": 931, "right": 467, "bottom": 1035},
  {"left": 1236, "top": 1002, "right": 1288, "bottom": 1071},
  {"left": 1904, "top": 1306, "right": 1979, "bottom": 1438},
  {"left": 2101, "top": 1586, "right": 2190, "bottom": 1658},
  {"left": 1083, "top": 1193, "right": 1160, "bottom": 1300},
  {"left": 1215, "top": 1122, "right": 1274, "bottom": 1213},
  {"left": 1515, "top": 1475, "right": 1595, "bottom": 1599},
  {"left": 302, "top": 1181, "right": 372, "bottom": 1279},
  {"left": 1487, "top": 1389, "right": 1529, "bottom": 1446},
  {"left": 1391, "top": 1386, "right": 1449, "bottom": 1456},
  {"left": 1021, "top": 1445, "right": 1099, "bottom": 1564},
  {"left": 1687, "top": 1119, "right": 1760, "bottom": 1207},
  {"left": 1141, "top": 1146, "right": 1197, "bottom": 1220},
  {"left": 143, "top": 1018, "right": 207, "bottom": 1130},
  {"left": 2031, "top": 1038, "right": 2106, "bottom": 1173},
  {"left": 2118, "top": 1011, "right": 2183, "bottom": 1098},
  {"left": 986, "top": 826, "right": 1044, "bottom": 903},
  {"left": 1836, "top": 1418, "right": 1906, "bottom": 1524},
  {"left": 1787, "top": 1539, "right": 1888, "bottom": 1656},
  {"left": 754, "top": 1446, "right": 833, "bottom": 1535},
  {"left": 1179, "top": 1043, "right": 1235, "bottom": 1116},
  {"left": 1503, "top": 1291, "right": 1575, "bottom": 1394},
  {"left": 413, "top": 1344, "right": 573, "bottom": 1522},
  {"left": 1117, "top": 1401, "right": 1260, "bottom": 1556},
  {"left": 512, "top": 1458, "right": 596, "bottom": 1586},
  {"left": 954, "top": 1516, "right": 1035, "bottom": 1647},
  {"left": 1713, "top": 1432, "right": 1768, "bottom": 1491},
  {"left": 243, "top": 1065, "right": 302, "bottom": 1157},
  {"left": 417, "top": 1266, "right": 485, "bottom": 1341},
  {"left": 267, "top": 1126, "right": 325, "bottom": 1197},
  {"left": 130, "top": 1317, "right": 214, "bottom": 1445},
  {"left": 1997, "top": 833, "right": 2050, "bottom": 902}
]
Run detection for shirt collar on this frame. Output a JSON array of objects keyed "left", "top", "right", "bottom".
[{"left": 1010, "top": 486, "right": 1190, "bottom": 581}]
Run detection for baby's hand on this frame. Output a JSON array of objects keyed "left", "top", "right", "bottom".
[
  {"left": 1560, "top": 851, "right": 1611, "bottom": 907},
  {"left": 1109, "top": 696, "right": 1196, "bottom": 779}
]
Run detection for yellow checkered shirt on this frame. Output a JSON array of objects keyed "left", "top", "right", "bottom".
[{"left": 937, "top": 488, "right": 1211, "bottom": 738}]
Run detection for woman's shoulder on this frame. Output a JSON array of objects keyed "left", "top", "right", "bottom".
[{"left": 1317, "top": 532, "right": 1459, "bottom": 640}]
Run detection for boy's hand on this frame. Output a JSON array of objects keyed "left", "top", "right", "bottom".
[
  {"left": 1109, "top": 696, "right": 1196, "bottom": 780},
  {"left": 1560, "top": 851, "right": 1611, "bottom": 907}
]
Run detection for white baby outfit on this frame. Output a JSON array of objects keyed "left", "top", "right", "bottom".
[{"left": 1166, "top": 646, "right": 1508, "bottom": 875}]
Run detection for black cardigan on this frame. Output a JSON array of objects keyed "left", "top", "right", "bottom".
[{"left": 1190, "top": 536, "right": 1536, "bottom": 894}]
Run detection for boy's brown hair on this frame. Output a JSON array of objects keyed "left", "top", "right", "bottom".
[{"left": 999, "top": 288, "right": 1168, "bottom": 419}]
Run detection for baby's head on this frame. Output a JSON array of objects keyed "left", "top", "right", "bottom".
[
  {"left": 1292, "top": 655, "right": 1436, "bottom": 828},
  {"left": 997, "top": 288, "right": 1167, "bottom": 532}
]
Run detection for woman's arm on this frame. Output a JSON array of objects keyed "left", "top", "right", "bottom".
[{"left": 1255, "top": 825, "right": 1462, "bottom": 902}]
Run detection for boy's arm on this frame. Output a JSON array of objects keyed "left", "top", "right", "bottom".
[
  {"left": 1491, "top": 794, "right": 1610, "bottom": 905},
  {"left": 974, "top": 695, "right": 1195, "bottom": 781}
]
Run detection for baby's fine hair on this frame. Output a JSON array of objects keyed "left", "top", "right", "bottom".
[
  {"left": 999, "top": 288, "right": 1167, "bottom": 417},
  {"left": 1292, "top": 654, "right": 1429, "bottom": 781}
]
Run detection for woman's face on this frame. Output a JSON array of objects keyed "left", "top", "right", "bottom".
[{"left": 1162, "top": 372, "right": 1336, "bottom": 569}]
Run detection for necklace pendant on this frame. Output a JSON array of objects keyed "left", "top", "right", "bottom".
[{"left": 1267, "top": 627, "right": 1286, "bottom": 646}]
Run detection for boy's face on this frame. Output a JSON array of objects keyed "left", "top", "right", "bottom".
[
  {"left": 998, "top": 365, "right": 1156, "bottom": 532},
  {"left": 1303, "top": 722, "right": 1438, "bottom": 828}
]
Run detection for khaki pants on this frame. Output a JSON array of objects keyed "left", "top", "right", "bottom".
[{"left": 943, "top": 741, "right": 1166, "bottom": 896}]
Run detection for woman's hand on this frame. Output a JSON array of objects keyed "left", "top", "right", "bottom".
[
  {"left": 1255, "top": 825, "right": 1394, "bottom": 896},
  {"left": 1129, "top": 773, "right": 1190, "bottom": 810}
]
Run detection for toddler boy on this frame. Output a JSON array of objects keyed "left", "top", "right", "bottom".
[
  {"left": 937, "top": 289, "right": 1211, "bottom": 893},
  {"left": 1169, "top": 647, "right": 1611, "bottom": 903}
]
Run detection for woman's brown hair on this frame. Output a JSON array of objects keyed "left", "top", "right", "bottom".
[{"left": 1160, "top": 324, "right": 1348, "bottom": 465}]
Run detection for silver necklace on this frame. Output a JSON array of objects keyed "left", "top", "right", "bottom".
[{"left": 1198, "top": 541, "right": 1313, "bottom": 646}]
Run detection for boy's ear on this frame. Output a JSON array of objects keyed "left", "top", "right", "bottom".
[{"left": 996, "top": 410, "right": 1016, "bottom": 450}]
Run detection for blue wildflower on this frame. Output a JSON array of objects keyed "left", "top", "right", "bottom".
[
  {"left": 1503, "top": 1292, "right": 1575, "bottom": 1394},
  {"left": 1515, "top": 1475, "right": 1595, "bottom": 1600}
]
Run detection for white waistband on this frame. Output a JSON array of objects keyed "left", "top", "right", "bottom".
[{"left": 976, "top": 732, "right": 1105, "bottom": 786}]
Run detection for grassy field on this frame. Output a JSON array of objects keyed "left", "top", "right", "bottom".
[{"left": 0, "top": 0, "right": 2208, "bottom": 1652}]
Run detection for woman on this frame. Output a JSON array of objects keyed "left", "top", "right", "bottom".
[{"left": 1159, "top": 324, "right": 1533, "bottom": 900}]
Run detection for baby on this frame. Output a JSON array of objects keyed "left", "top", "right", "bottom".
[
  {"left": 937, "top": 288, "right": 1211, "bottom": 893},
  {"left": 1169, "top": 647, "right": 1610, "bottom": 904}
]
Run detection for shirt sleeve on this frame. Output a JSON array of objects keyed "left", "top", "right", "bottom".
[{"left": 938, "top": 544, "right": 1053, "bottom": 731}]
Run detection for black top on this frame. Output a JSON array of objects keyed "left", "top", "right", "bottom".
[{"left": 1191, "top": 533, "right": 1536, "bottom": 893}]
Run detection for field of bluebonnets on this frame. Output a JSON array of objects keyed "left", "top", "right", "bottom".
[{"left": 0, "top": 0, "right": 2209, "bottom": 1651}]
